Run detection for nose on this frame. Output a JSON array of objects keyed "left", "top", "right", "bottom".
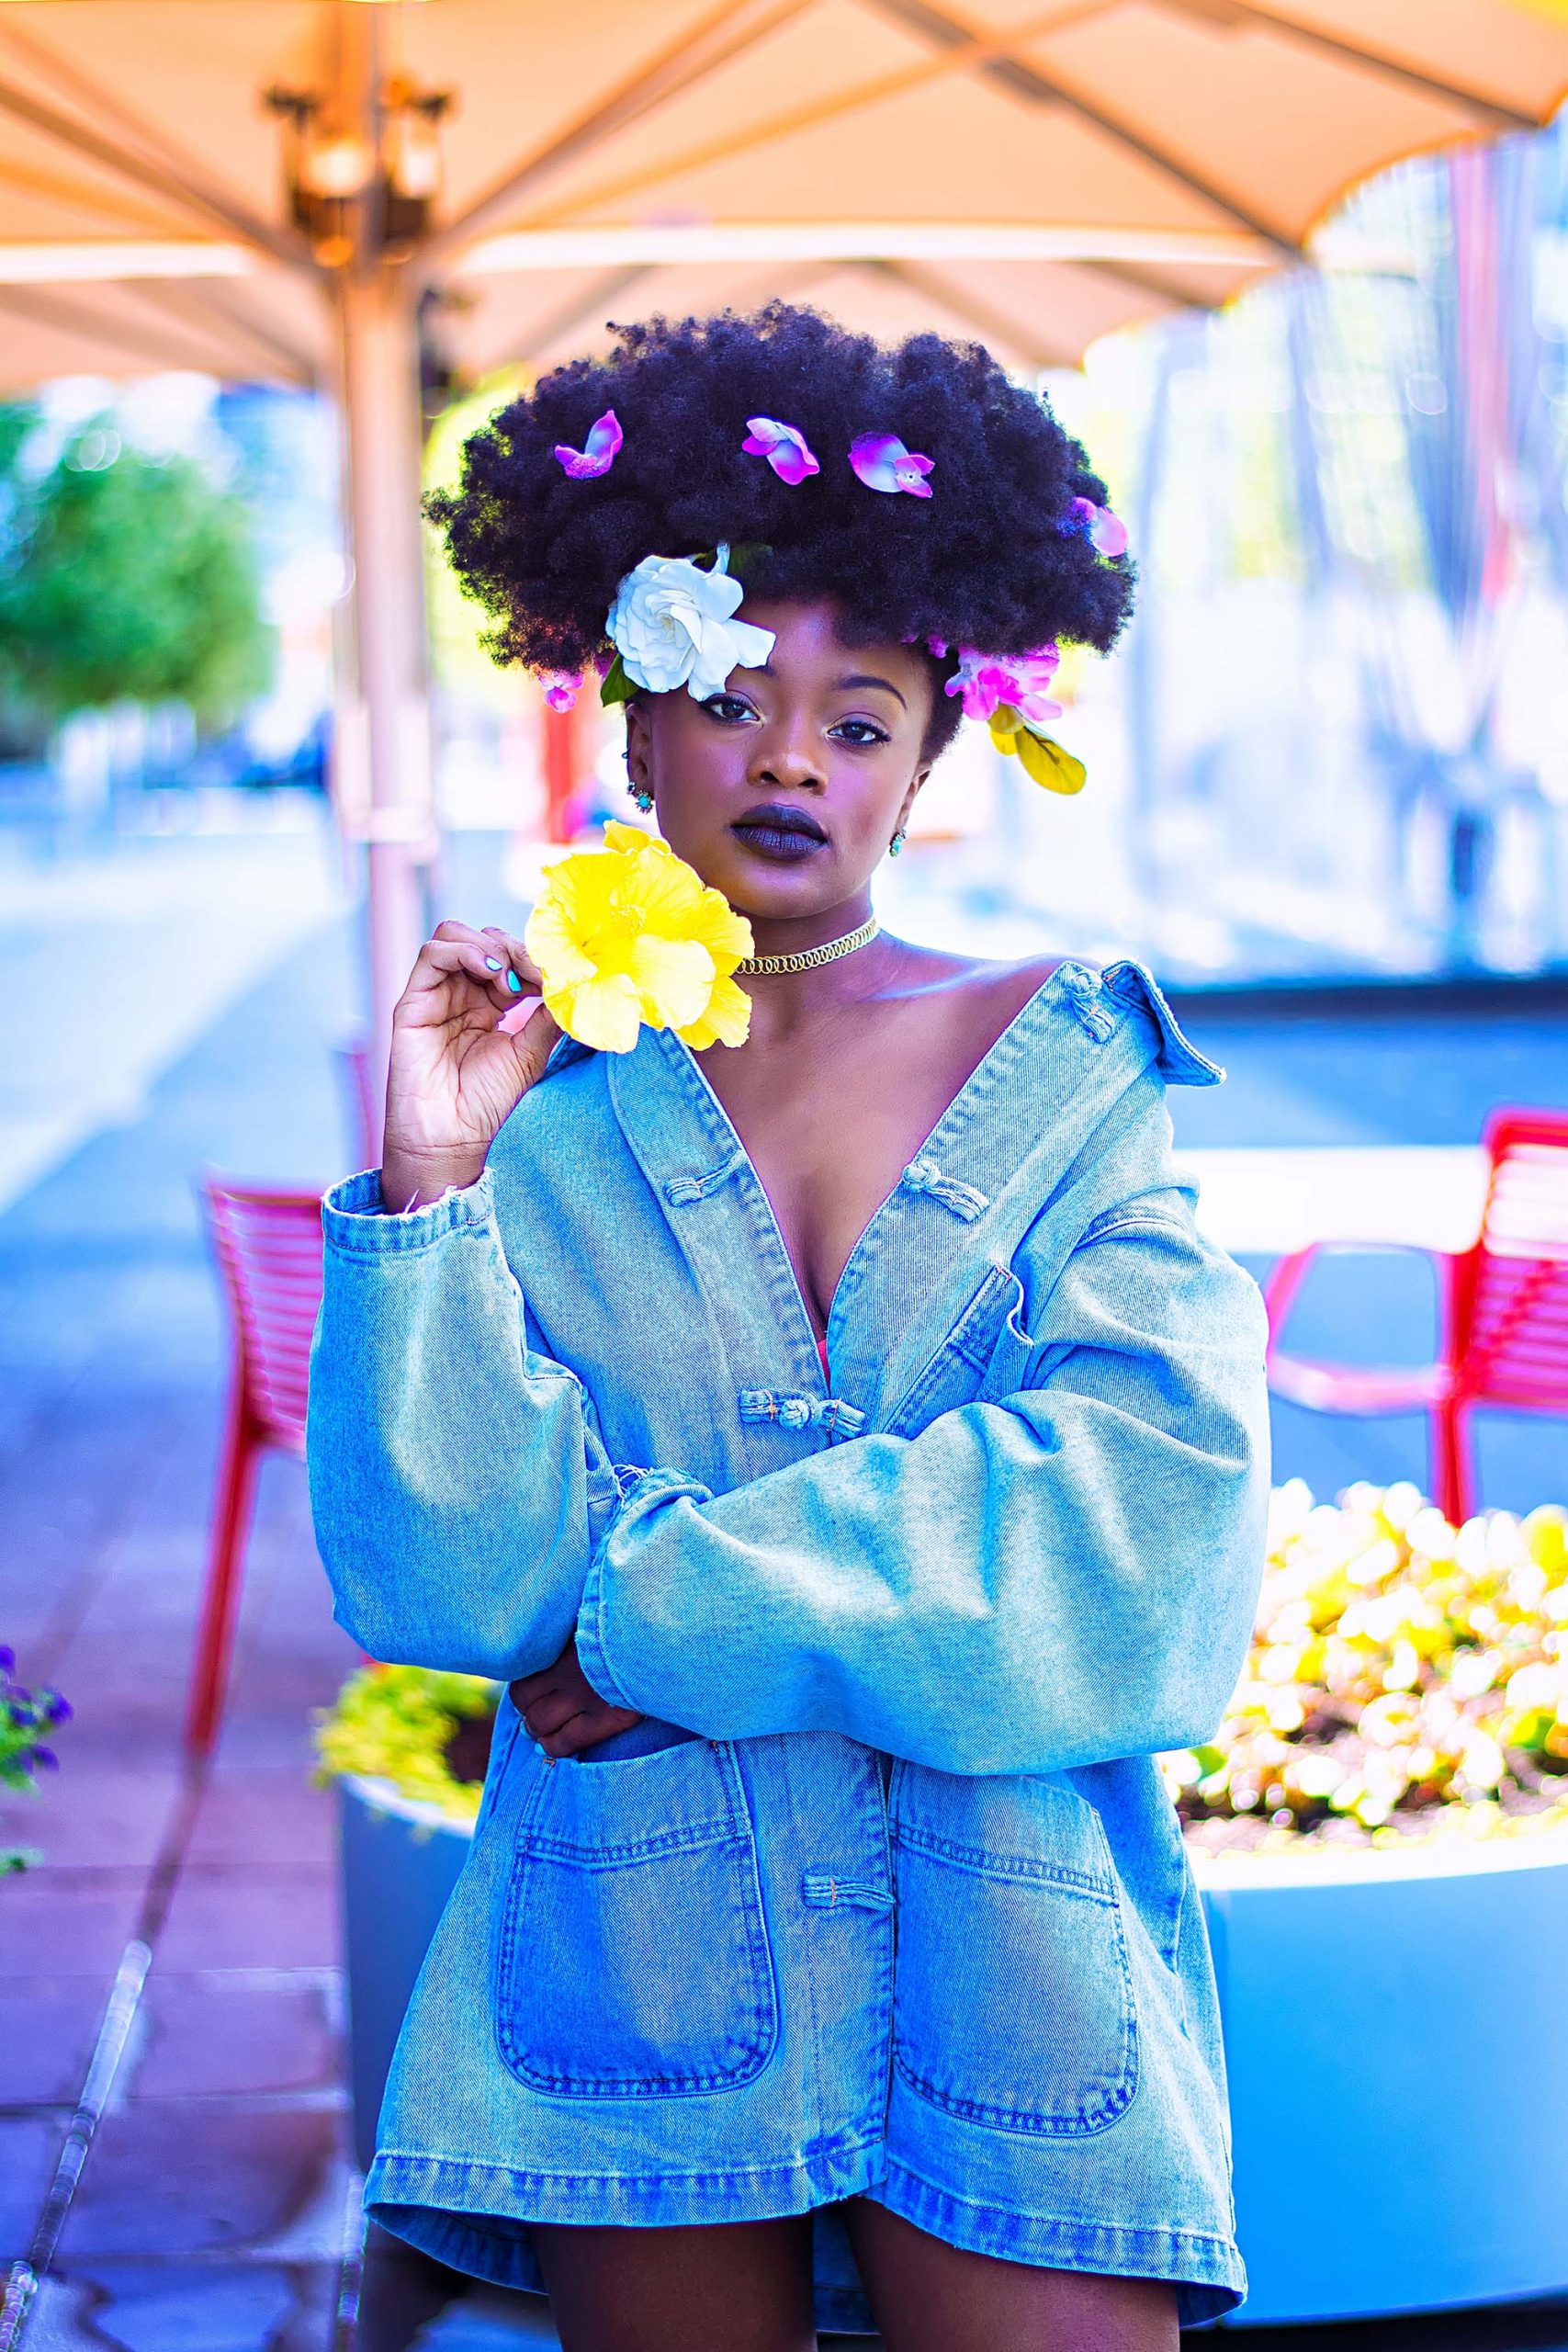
[{"left": 749, "top": 713, "right": 824, "bottom": 795}]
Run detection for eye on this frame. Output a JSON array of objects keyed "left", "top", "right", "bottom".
[
  {"left": 829, "top": 717, "right": 891, "bottom": 747},
  {"left": 700, "top": 693, "right": 759, "bottom": 725}
]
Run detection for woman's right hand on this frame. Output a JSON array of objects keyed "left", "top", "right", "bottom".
[{"left": 380, "top": 922, "right": 560, "bottom": 1210}]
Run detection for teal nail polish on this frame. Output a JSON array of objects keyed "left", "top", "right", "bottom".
[
  {"left": 506, "top": 969, "right": 523, "bottom": 993},
  {"left": 484, "top": 955, "right": 503, "bottom": 971}
]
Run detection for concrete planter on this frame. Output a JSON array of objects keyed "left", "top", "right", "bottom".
[
  {"left": 1201, "top": 1829, "right": 1568, "bottom": 2325},
  {"left": 337, "top": 1773, "right": 1568, "bottom": 2322},
  {"left": 338, "top": 1772, "right": 474, "bottom": 2176}
]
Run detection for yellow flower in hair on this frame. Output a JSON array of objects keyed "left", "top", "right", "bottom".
[
  {"left": 988, "top": 705, "right": 1086, "bottom": 796},
  {"left": 525, "top": 820, "right": 754, "bottom": 1054}
]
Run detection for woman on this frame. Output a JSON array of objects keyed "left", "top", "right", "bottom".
[{"left": 309, "top": 305, "right": 1269, "bottom": 2352}]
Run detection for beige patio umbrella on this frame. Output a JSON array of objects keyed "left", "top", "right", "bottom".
[{"left": 1, "top": 0, "right": 1565, "bottom": 1073}]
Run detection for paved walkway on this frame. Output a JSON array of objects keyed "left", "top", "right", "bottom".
[
  {"left": 0, "top": 830, "right": 364, "bottom": 2350},
  {"left": 1, "top": 824, "right": 1564, "bottom": 2348}
]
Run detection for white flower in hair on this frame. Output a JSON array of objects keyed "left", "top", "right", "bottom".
[{"left": 605, "top": 546, "right": 775, "bottom": 700}]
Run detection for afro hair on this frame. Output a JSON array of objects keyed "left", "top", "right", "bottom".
[{"left": 427, "top": 303, "right": 1134, "bottom": 754}]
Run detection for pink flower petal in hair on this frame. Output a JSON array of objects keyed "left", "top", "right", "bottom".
[
  {"left": 541, "top": 673, "right": 582, "bottom": 713},
  {"left": 554, "top": 409, "right": 623, "bottom": 480},
  {"left": 946, "top": 644, "right": 1062, "bottom": 728},
  {"left": 742, "top": 416, "right": 819, "bottom": 486},
  {"left": 1069, "top": 495, "right": 1128, "bottom": 558},
  {"left": 849, "top": 432, "right": 934, "bottom": 498}
]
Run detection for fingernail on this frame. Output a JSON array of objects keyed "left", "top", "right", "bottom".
[
  {"left": 497, "top": 995, "right": 543, "bottom": 1035},
  {"left": 484, "top": 955, "right": 503, "bottom": 971},
  {"left": 506, "top": 969, "right": 523, "bottom": 993}
]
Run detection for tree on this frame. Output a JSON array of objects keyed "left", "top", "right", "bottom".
[{"left": 0, "top": 418, "right": 273, "bottom": 730}]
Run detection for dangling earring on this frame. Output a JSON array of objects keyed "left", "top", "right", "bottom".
[
  {"left": 627, "top": 781, "right": 654, "bottom": 812},
  {"left": 888, "top": 827, "right": 906, "bottom": 857}
]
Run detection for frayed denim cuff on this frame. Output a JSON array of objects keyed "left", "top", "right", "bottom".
[{"left": 321, "top": 1167, "right": 498, "bottom": 1258}]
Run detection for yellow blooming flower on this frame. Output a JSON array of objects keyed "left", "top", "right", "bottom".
[
  {"left": 525, "top": 820, "right": 754, "bottom": 1054},
  {"left": 987, "top": 703, "right": 1086, "bottom": 795}
]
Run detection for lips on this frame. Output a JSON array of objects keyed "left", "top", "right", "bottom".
[{"left": 730, "top": 801, "right": 829, "bottom": 852}]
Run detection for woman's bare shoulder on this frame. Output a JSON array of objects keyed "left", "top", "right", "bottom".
[{"left": 882, "top": 942, "right": 1087, "bottom": 1063}]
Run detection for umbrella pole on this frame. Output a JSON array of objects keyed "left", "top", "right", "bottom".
[{"left": 333, "top": 266, "right": 434, "bottom": 1154}]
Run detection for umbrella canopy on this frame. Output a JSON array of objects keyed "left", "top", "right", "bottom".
[
  {"left": 0, "top": 0, "right": 1564, "bottom": 1087},
  {"left": 1, "top": 1, "right": 1566, "bottom": 386}
]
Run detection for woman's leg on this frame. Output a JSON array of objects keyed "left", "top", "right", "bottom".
[
  {"left": 531, "top": 2213, "right": 818, "bottom": 2352},
  {"left": 842, "top": 2198, "right": 1180, "bottom": 2352},
  {"left": 355, "top": 2221, "right": 473, "bottom": 2352}
]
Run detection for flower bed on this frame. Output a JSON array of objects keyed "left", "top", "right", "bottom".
[
  {"left": 314, "top": 1663, "right": 498, "bottom": 1823},
  {"left": 1168, "top": 1484, "right": 1568, "bottom": 1858}
]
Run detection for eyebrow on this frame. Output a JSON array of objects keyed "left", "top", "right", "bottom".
[
  {"left": 747, "top": 663, "right": 908, "bottom": 708},
  {"left": 834, "top": 672, "right": 907, "bottom": 707}
]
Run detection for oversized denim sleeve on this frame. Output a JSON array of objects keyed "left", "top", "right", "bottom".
[
  {"left": 307, "top": 1169, "right": 615, "bottom": 1679},
  {"left": 577, "top": 1202, "right": 1270, "bottom": 1777}
]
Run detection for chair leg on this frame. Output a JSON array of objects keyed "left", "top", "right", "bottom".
[
  {"left": 185, "top": 1390, "right": 263, "bottom": 1755},
  {"left": 1433, "top": 1400, "right": 1473, "bottom": 1527}
]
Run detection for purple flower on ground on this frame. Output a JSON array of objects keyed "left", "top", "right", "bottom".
[
  {"left": 40, "top": 1690, "right": 72, "bottom": 1725},
  {"left": 0, "top": 1647, "right": 14, "bottom": 1678},
  {"left": 849, "top": 433, "right": 934, "bottom": 498},
  {"left": 32, "top": 1747, "right": 57, "bottom": 1771},
  {"left": 553, "top": 409, "right": 623, "bottom": 481},
  {"left": 741, "top": 417, "right": 819, "bottom": 486}
]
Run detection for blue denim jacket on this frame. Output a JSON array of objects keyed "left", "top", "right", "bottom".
[{"left": 309, "top": 960, "right": 1269, "bottom": 2327}]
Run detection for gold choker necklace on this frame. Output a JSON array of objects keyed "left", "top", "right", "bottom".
[{"left": 736, "top": 916, "right": 880, "bottom": 978}]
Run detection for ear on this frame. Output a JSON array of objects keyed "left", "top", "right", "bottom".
[
  {"left": 897, "top": 764, "right": 931, "bottom": 831},
  {"left": 624, "top": 697, "right": 653, "bottom": 791}
]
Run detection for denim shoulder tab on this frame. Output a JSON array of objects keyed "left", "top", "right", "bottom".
[{"left": 1100, "top": 961, "right": 1224, "bottom": 1088}]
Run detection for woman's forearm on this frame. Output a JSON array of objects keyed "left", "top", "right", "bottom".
[{"left": 307, "top": 1170, "right": 615, "bottom": 1679}]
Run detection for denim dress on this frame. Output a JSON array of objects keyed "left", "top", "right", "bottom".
[{"left": 308, "top": 959, "right": 1270, "bottom": 2329}]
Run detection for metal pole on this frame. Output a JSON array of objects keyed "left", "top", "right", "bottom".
[
  {"left": 325, "top": 0, "right": 435, "bottom": 1150},
  {"left": 334, "top": 267, "right": 434, "bottom": 1136}
]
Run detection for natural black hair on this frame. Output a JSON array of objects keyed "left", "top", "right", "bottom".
[{"left": 427, "top": 303, "right": 1134, "bottom": 759}]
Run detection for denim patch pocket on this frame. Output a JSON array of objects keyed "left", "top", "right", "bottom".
[
  {"left": 888, "top": 1765, "right": 1138, "bottom": 2137},
  {"left": 495, "top": 1737, "right": 778, "bottom": 2098}
]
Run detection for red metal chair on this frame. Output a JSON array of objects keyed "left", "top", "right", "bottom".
[
  {"left": 1265, "top": 1108, "right": 1568, "bottom": 1525},
  {"left": 186, "top": 1177, "right": 325, "bottom": 1753}
]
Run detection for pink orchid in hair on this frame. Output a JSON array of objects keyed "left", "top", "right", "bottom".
[
  {"left": 849, "top": 433, "right": 934, "bottom": 498},
  {"left": 1069, "top": 495, "right": 1128, "bottom": 559},
  {"left": 742, "top": 416, "right": 819, "bottom": 486},
  {"left": 542, "top": 673, "right": 582, "bottom": 714},
  {"left": 945, "top": 643, "right": 1062, "bottom": 729},
  {"left": 554, "top": 409, "right": 623, "bottom": 480}
]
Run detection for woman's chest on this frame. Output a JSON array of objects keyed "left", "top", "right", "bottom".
[{"left": 698, "top": 1007, "right": 1006, "bottom": 1335}]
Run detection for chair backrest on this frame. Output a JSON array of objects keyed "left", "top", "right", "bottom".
[
  {"left": 1451, "top": 1108, "right": 1568, "bottom": 1409},
  {"left": 200, "top": 1177, "right": 325, "bottom": 1451}
]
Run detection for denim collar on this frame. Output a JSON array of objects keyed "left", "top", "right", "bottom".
[{"left": 600, "top": 959, "right": 1218, "bottom": 1430}]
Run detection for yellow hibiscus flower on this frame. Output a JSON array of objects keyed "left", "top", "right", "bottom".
[{"left": 524, "top": 820, "right": 755, "bottom": 1054}]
